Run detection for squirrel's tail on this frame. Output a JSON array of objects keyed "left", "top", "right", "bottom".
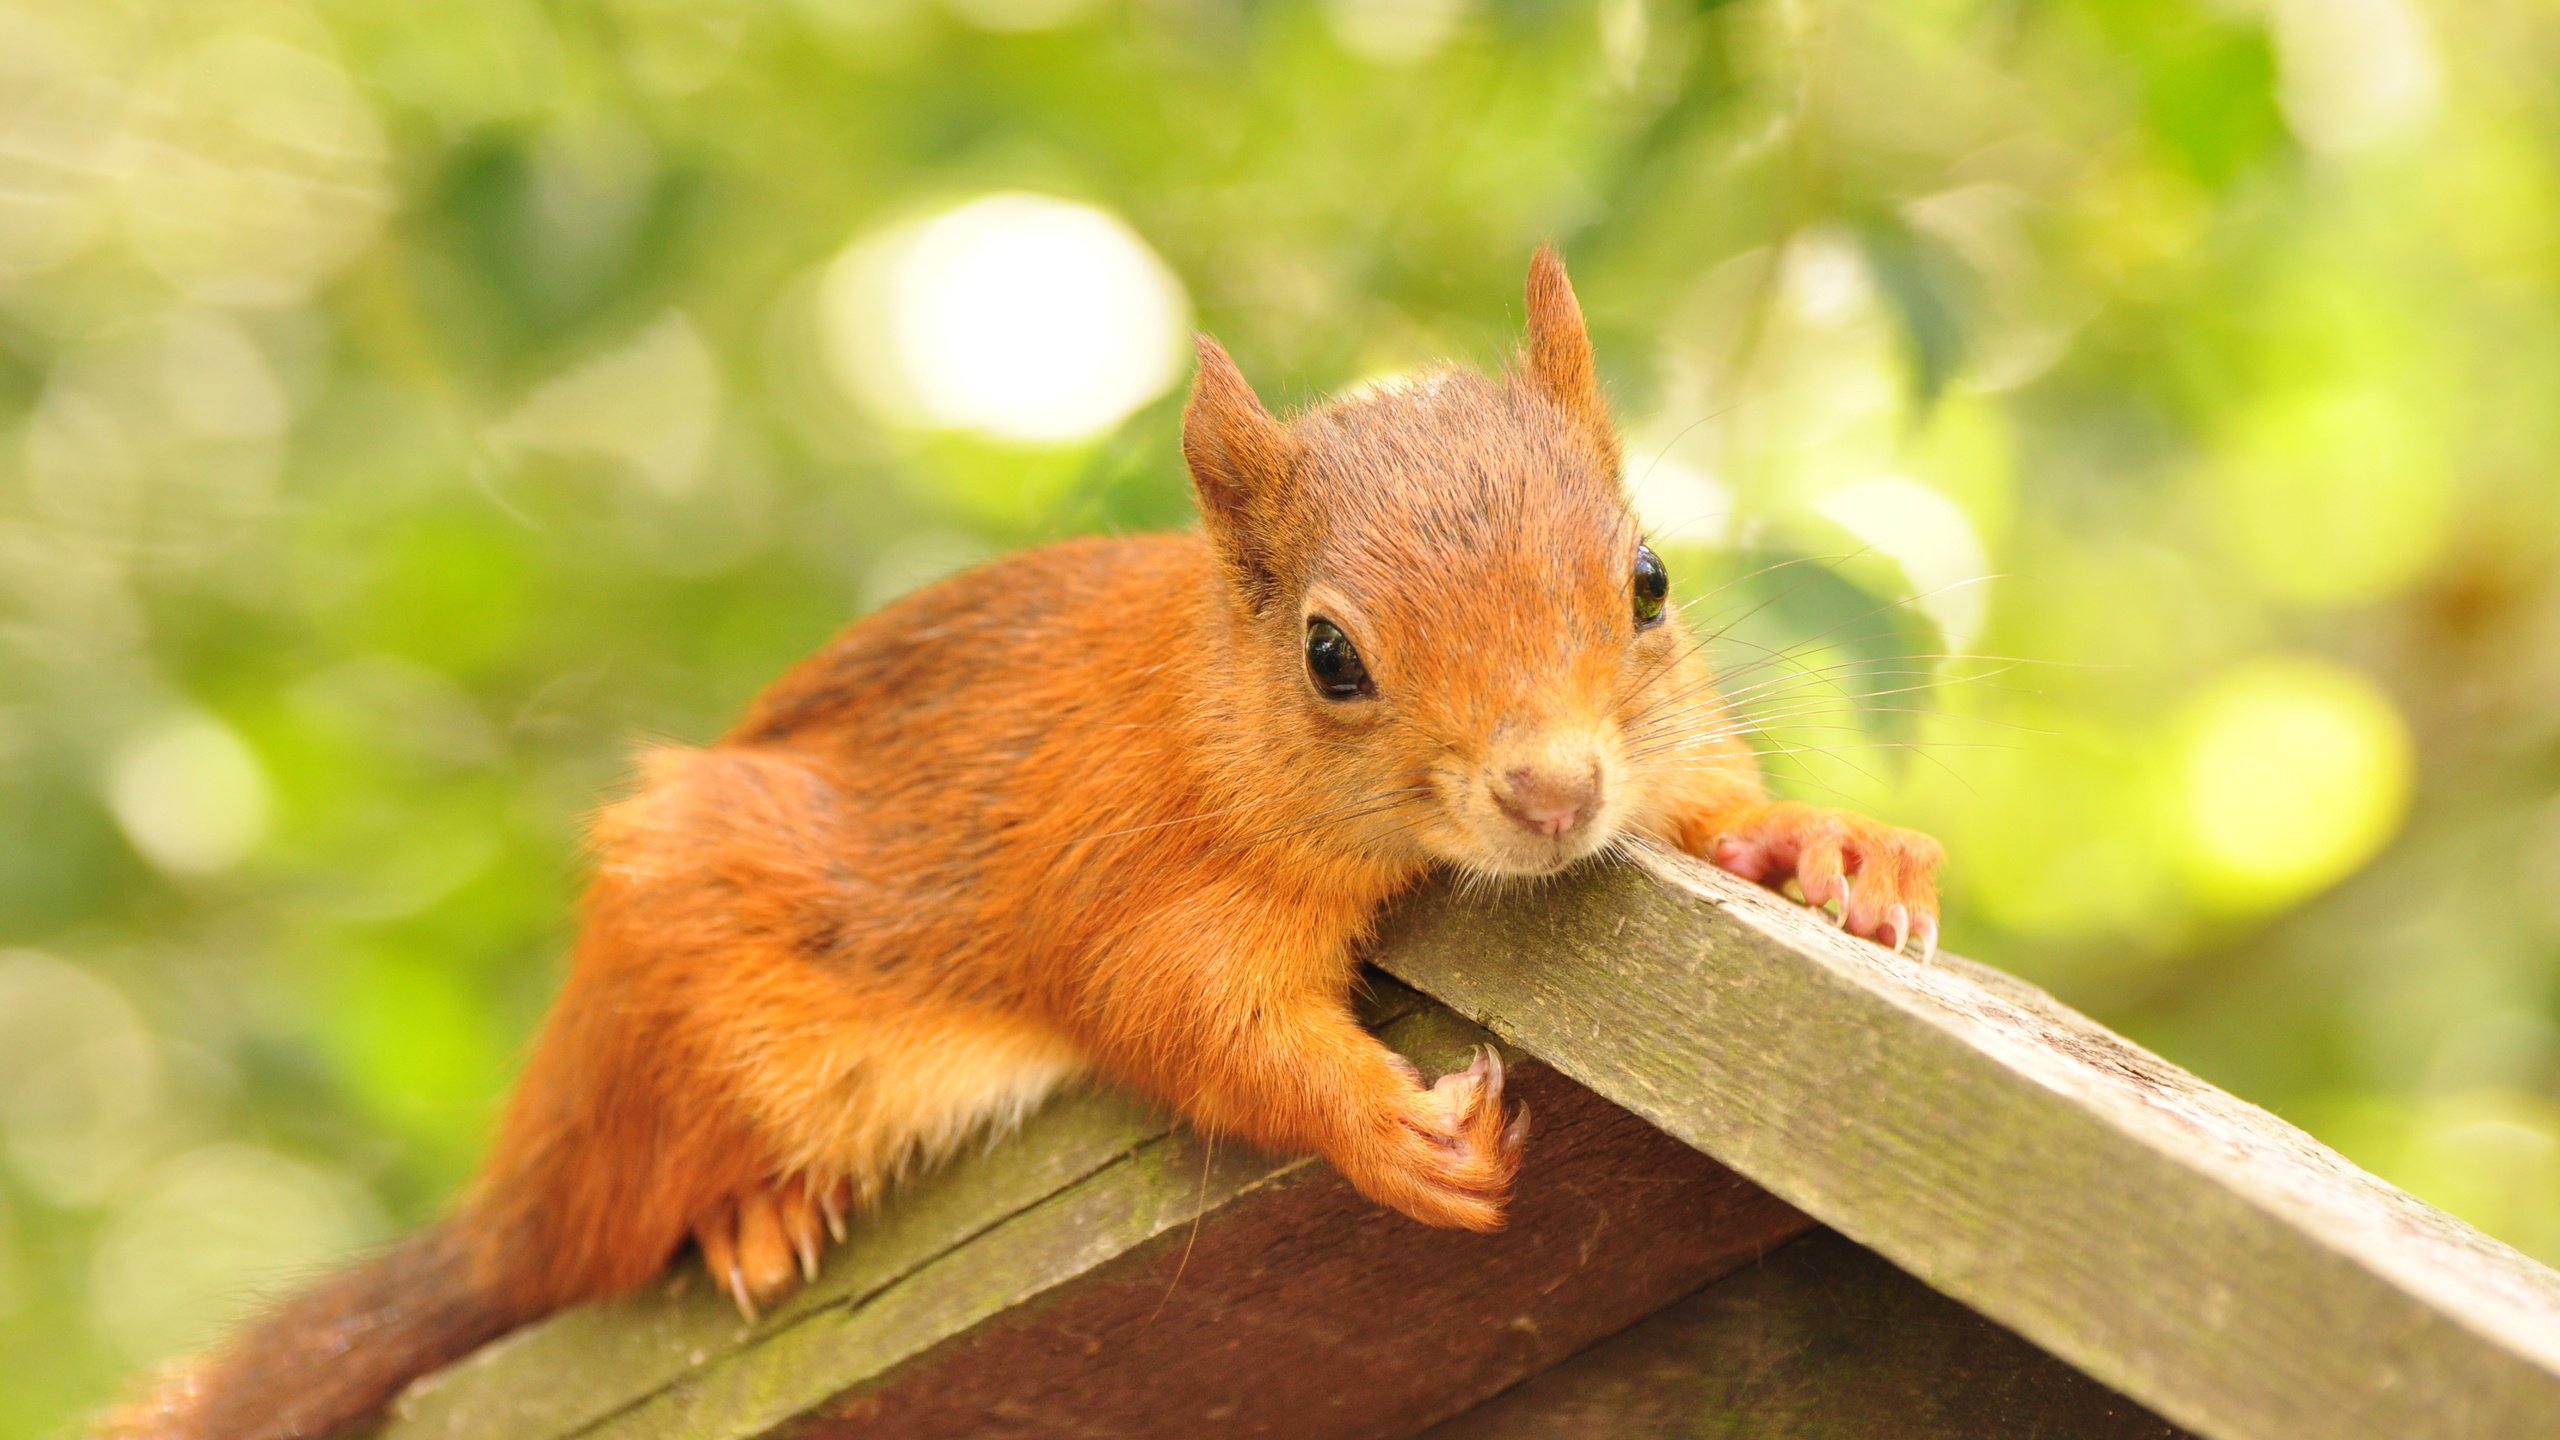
[{"left": 100, "top": 1219, "right": 531, "bottom": 1440}]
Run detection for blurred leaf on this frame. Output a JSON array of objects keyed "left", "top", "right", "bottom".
[{"left": 1854, "top": 212, "right": 1971, "bottom": 411}]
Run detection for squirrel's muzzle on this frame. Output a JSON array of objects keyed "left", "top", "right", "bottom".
[{"left": 1491, "top": 757, "right": 1601, "bottom": 839}]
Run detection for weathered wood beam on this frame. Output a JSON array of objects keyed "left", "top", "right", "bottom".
[
  {"left": 1374, "top": 845, "right": 2560, "bottom": 1440},
  {"left": 378, "top": 989, "right": 1810, "bottom": 1440},
  {"left": 1423, "top": 1228, "right": 2187, "bottom": 1438}
]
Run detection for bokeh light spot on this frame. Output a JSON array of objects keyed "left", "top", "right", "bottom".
[
  {"left": 1327, "top": 0, "right": 1471, "bottom": 66},
  {"left": 820, "top": 194, "right": 1189, "bottom": 445},
  {"left": 1784, "top": 230, "right": 1872, "bottom": 325},
  {"left": 124, "top": 31, "right": 391, "bottom": 306},
  {"left": 2267, "top": 0, "right": 2439, "bottom": 153},
  {"left": 0, "top": 951, "right": 167, "bottom": 1206},
  {"left": 2177, "top": 656, "right": 2413, "bottom": 910},
  {"left": 105, "top": 711, "right": 272, "bottom": 877},
  {"left": 25, "top": 310, "right": 290, "bottom": 555}
]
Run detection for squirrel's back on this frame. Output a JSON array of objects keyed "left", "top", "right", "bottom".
[{"left": 736, "top": 530, "right": 1214, "bottom": 754}]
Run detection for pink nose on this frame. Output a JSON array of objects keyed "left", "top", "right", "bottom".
[{"left": 1495, "top": 763, "right": 1599, "bottom": 839}]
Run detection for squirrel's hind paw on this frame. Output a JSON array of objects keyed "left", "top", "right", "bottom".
[{"left": 694, "top": 1176, "right": 849, "bottom": 1322}]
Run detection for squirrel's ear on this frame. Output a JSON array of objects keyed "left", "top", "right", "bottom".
[
  {"left": 1521, "top": 247, "right": 1619, "bottom": 462},
  {"left": 1182, "top": 335, "right": 1301, "bottom": 607}
]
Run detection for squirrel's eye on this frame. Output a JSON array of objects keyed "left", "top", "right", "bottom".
[
  {"left": 1632, "top": 544, "right": 1669, "bottom": 629},
  {"left": 1304, "top": 618, "right": 1372, "bottom": 700}
]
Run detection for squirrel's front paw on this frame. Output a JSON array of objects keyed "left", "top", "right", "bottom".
[
  {"left": 1339, "top": 1047, "right": 1530, "bottom": 1233},
  {"left": 692, "top": 1174, "right": 849, "bottom": 1322},
  {"left": 1695, "top": 800, "right": 1944, "bottom": 958}
]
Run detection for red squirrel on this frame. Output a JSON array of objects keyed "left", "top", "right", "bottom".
[{"left": 110, "top": 250, "right": 1942, "bottom": 1440}]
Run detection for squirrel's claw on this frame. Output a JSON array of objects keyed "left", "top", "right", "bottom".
[
  {"left": 694, "top": 1210, "right": 760, "bottom": 1322},
  {"left": 818, "top": 1180, "right": 848, "bottom": 1244}
]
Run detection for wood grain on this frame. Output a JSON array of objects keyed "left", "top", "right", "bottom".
[
  {"left": 1374, "top": 846, "right": 2560, "bottom": 1440},
  {"left": 1423, "top": 1228, "right": 2190, "bottom": 1439}
]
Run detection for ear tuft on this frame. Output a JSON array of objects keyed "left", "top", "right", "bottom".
[
  {"left": 1181, "top": 335, "right": 1300, "bottom": 606},
  {"left": 1522, "top": 247, "right": 1616, "bottom": 459}
]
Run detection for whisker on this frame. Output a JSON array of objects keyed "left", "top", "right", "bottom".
[
  {"left": 1218, "top": 792, "right": 1435, "bottom": 856},
  {"left": 1627, "top": 673, "right": 2014, "bottom": 752},
  {"left": 1640, "top": 659, "right": 1992, "bottom": 725}
]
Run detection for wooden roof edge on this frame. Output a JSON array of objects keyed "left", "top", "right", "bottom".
[
  {"left": 1375, "top": 842, "right": 2560, "bottom": 1440},
  {"left": 377, "top": 847, "right": 2560, "bottom": 1440}
]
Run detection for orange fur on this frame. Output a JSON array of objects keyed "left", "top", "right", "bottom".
[{"left": 115, "top": 250, "right": 1941, "bottom": 1439}]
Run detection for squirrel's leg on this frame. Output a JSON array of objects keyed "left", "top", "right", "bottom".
[
  {"left": 527, "top": 745, "right": 933, "bottom": 1323},
  {"left": 1634, "top": 675, "right": 1945, "bottom": 956},
  {"left": 1074, "top": 904, "right": 1528, "bottom": 1232}
]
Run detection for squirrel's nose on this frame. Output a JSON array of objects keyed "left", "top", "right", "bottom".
[{"left": 1495, "top": 762, "right": 1600, "bottom": 839}]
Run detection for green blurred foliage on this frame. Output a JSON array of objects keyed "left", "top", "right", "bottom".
[{"left": 4, "top": 0, "right": 2559, "bottom": 1431}]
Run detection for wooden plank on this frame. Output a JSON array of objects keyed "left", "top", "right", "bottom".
[
  {"left": 1373, "top": 845, "right": 2560, "bottom": 1440},
  {"left": 381, "top": 984, "right": 1434, "bottom": 1440},
  {"left": 1423, "top": 1228, "right": 2190, "bottom": 1439},
  {"left": 381, "top": 989, "right": 1812, "bottom": 1440}
]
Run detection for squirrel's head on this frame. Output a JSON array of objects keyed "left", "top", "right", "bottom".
[{"left": 1185, "top": 249, "right": 1691, "bottom": 880}]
